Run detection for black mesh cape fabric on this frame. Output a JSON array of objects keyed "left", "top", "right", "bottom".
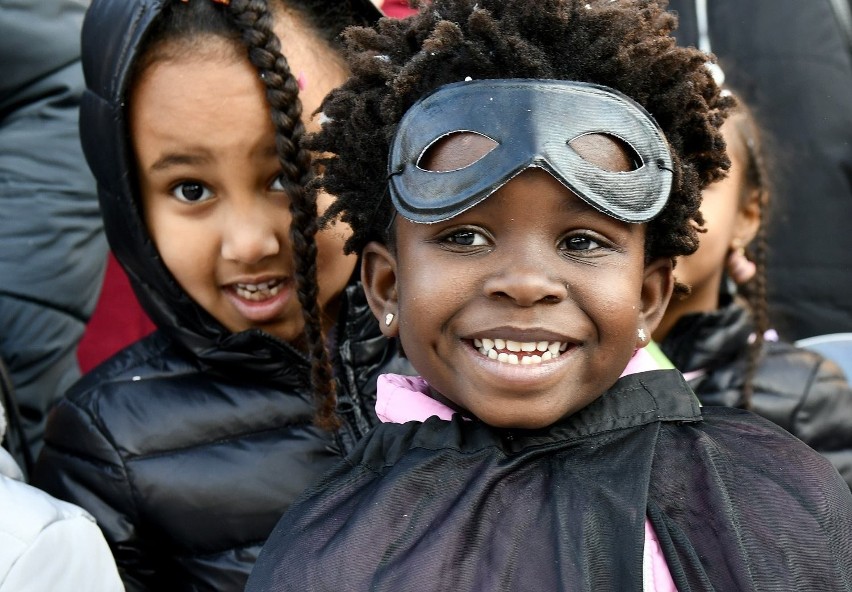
[{"left": 247, "top": 370, "right": 852, "bottom": 591}]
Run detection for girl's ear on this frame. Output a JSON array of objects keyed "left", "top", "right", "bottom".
[
  {"left": 361, "top": 241, "right": 400, "bottom": 337},
  {"left": 734, "top": 186, "right": 763, "bottom": 246},
  {"left": 637, "top": 257, "right": 674, "bottom": 348}
]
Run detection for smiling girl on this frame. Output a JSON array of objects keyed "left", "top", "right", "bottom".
[
  {"left": 31, "top": 0, "right": 412, "bottom": 590},
  {"left": 245, "top": 1, "right": 852, "bottom": 590}
]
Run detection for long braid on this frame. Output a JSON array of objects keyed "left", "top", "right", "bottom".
[
  {"left": 731, "top": 106, "right": 770, "bottom": 409},
  {"left": 227, "top": 0, "right": 339, "bottom": 430},
  {"left": 741, "top": 208, "right": 769, "bottom": 409}
]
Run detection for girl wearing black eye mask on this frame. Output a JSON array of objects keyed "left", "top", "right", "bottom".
[{"left": 245, "top": 2, "right": 852, "bottom": 591}]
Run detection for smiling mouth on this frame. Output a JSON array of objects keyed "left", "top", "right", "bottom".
[
  {"left": 233, "top": 279, "right": 285, "bottom": 301},
  {"left": 473, "top": 338, "right": 570, "bottom": 365}
]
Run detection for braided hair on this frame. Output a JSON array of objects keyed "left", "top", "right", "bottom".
[
  {"left": 724, "top": 102, "right": 772, "bottom": 408},
  {"left": 309, "top": 0, "right": 734, "bottom": 283},
  {"left": 131, "top": 0, "right": 367, "bottom": 430}
]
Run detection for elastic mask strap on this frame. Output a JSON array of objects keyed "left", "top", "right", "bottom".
[{"left": 365, "top": 183, "right": 397, "bottom": 238}]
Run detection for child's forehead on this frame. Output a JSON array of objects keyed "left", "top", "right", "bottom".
[{"left": 388, "top": 79, "right": 673, "bottom": 226}]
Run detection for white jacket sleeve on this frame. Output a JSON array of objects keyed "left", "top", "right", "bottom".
[{"left": 0, "top": 453, "right": 124, "bottom": 592}]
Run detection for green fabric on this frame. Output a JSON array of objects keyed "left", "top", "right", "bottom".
[{"left": 645, "top": 340, "right": 675, "bottom": 369}]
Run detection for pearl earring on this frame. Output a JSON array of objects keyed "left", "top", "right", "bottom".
[
  {"left": 637, "top": 328, "right": 647, "bottom": 342},
  {"left": 385, "top": 313, "right": 395, "bottom": 326}
]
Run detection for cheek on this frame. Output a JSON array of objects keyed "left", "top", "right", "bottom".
[
  {"left": 395, "top": 261, "right": 446, "bottom": 341},
  {"left": 585, "top": 266, "right": 644, "bottom": 336},
  {"left": 145, "top": 206, "right": 217, "bottom": 290},
  {"left": 697, "top": 185, "right": 742, "bottom": 253},
  {"left": 314, "top": 193, "right": 357, "bottom": 305}
]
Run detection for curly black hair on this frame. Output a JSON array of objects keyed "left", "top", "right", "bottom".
[
  {"left": 310, "top": 0, "right": 734, "bottom": 268},
  {"left": 131, "top": 0, "right": 376, "bottom": 431}
]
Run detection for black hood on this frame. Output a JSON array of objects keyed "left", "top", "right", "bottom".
[{"left": 79, "top": 0, "right": 383, "bottom": 368}]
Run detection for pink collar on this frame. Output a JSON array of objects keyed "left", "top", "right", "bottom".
[{"left": 376, "top": 346, "right": 664, "bottom": 424}]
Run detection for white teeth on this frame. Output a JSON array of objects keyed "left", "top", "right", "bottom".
[
  {"left": 521, "top": 355, "right": 543, "bottom": 365},
  {"left": 234, "top": 279, "right": 283, "bottom": 301},
  {"left": 474, "top": 338, "right": 568, "bottom": 366}
]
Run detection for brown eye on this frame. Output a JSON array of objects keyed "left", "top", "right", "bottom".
[
  {"left": 442, "top": 228, "right": 489, "bottom": 247},
  {"left": 171, "top": 181, "right": 212, "bottom": 203},
  {"left": 419, "top": 131, "right": 498, "bottom": 172}
]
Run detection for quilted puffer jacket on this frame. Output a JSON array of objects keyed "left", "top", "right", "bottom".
[
  {"left": 1, "top": 399, "right": 123, "bottom": 592},
  {"left": 31, "top": 0, "right": 410, "bottom": 591},
  {"left": 33, "top": 283, "right": 409, "bottom": 592},
  {"left": 0, "top": 0, "right": 107, "bottom": 467},
  {"left": 660, "top": 302, "right": 852, "bottom": 490}
]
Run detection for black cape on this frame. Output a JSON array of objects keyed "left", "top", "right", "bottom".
[{"left": 247, "top": 371, "right": 852, "bottom": 591}]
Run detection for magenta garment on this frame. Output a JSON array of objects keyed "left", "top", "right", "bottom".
[{"left": 375, "top": 346, "right": 679, "bottom": 592}]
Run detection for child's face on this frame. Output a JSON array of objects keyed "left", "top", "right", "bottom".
[
  {"left": 363, "top": 136, "right": 672, "bottom": 429},
  {"left": 130, "top": 26, "right": 356, "bottom": 342},
  {"left": 656, "top": 118, "right": 761, "bottom": 339}
]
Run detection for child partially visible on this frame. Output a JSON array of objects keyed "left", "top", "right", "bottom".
[
  {"left": 654, "top": 96, "right": 852, "bottom": 490},
  {"left": 32, "top": 0, "right": 410, "bottom": 590},
  {"left": 245, "top": 1, "right": 852, "bottom": 590},
  {"left": 1, "top": 388, "right": 123, "bottom": 591}
]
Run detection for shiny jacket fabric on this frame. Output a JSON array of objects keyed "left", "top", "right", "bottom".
[
  {"left": 0, "top": 0, "right": 107, "bottom": 464},
  {"left": 246, "top": 371, "right": 852, "bottom": 591},
  {"left": 660, "top": 302, "right": 852, "bottom": 489},
  {"left": 33, "top": 284, "right": 408, "bottom": 591},
  {"left": 31, "top": 0, "right": 407, "bottom": 590}
]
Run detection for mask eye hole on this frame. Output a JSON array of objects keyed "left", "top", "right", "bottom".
[
  {"left": 568, "top": 133, "right": 641, "bottom": 172},
  {"left": 418, "top": 131, "right": 498, "bottom": 172}
]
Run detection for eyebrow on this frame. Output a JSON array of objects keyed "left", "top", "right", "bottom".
[
  {"left": 558, "top": 193, "right": 596, "bottom": 215},
  {"left": 148, "top": 152, "right": 211, "bottom": 172},
  {"left": 148, "top": 145, "right": 280, "bottom": 173}
]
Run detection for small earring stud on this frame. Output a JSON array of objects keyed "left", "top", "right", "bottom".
[
  {"left": 385, "top": 313, "right": 395, "bottom": 326},
  {"left": 637, "top": 328, "right": 647, "bottom": 342}
]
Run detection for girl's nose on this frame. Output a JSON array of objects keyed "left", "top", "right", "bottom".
[
  {"left": 483, "top": 259, "right": 569, "bottom": 306},
  {"left": 221, "top": 202, "right": 285, "bottom": 264}
]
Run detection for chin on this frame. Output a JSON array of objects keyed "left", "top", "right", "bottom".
[{"left": 476, "top": 410, "right": 563, "bottom": 430}]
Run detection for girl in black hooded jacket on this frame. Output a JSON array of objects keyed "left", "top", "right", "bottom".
[
  {"left": 31, "top": 1, "right": 410, "bottom": 591},
  {"left": 653, "top": 96, "right": 852, "bottom": 490}
]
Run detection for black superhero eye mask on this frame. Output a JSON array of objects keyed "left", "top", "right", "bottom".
[{"left": 388, "top": 79, "right": 673, "bottom": 224}]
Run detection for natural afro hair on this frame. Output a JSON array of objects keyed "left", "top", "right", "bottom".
[{"left": 308, "top": 0, "right": 734, "bottom": 266}]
